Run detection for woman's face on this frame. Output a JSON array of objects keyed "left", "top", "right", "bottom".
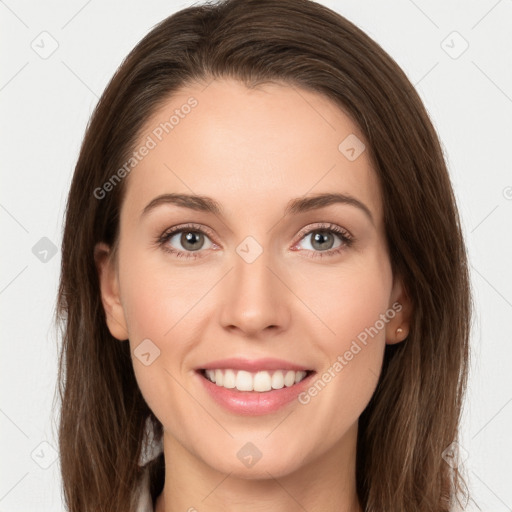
[{"left": 96, "top": 78, "right": 410, "bottom": 479}]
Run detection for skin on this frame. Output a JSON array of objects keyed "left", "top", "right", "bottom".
[{"left": 95, "top": 78, "right": 412, "bottom": 512}]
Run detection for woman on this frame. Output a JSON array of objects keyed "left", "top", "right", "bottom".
[{"left": 56, "top": 0, "right": 472, "bottom": 510}]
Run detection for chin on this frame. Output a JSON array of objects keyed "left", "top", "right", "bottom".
[{"left": 204, "top": 450, "right": 308, "bottom": 480}]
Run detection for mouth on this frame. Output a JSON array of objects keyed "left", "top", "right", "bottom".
[{"left": 196, "top": 368, "right": 316, "bottom": 393}]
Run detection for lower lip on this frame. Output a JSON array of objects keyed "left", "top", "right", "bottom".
[{"left": 196, "top": 370, "right": 315, "bottom": 416}]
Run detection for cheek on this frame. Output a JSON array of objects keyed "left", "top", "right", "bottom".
[
  {"left": 117, "top": 250, "right": 198, "bottom": 408},
  {"left": 123, "top": 271, "right": 196, "bottom": 431},
  {"left": 292, "top": 253, "right": 392, "bottom": 425},
  {"left": 293, "top": 249, "right": 393, "bottom": 349},
  {"left": 120, "top": 247, "right": 205, "bottom": 342}
]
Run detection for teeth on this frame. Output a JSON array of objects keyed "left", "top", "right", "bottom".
[
  {"left": 271, "top": 371, "right": 284, "bottom": 389},
  {"left": 223, "top": 369, "right": 236, "bottom": 388},
  {"left": 236, "top": 370, "right": 254, "bottom": 391},
  {"left": 203, "top": 369, "right": 309, "bottom": 392}
]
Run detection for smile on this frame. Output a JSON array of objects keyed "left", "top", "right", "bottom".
[
  {"left": 200, "top": 368, "right": 313, "bottom": 392},
  {"left": 195, "top": 367, "right": 316, "bottom": 416}
]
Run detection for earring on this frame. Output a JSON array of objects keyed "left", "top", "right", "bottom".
[{"left": 396, "top": 327, "right": 404, "bottom": 336}]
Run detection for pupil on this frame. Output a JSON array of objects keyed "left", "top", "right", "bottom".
[
  {"left": 182, "top": 231, "right": 203, "bottom": 251},
  {"left": 312, "top": 231, "right": 333, "bottom": 250}
]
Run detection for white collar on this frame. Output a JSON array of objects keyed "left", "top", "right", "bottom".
[
  {"left": 134, "top": 464, "right": 155, "bottom": 512},
  {"left": 134, "top": 416, "right": 164, "bottom": 511}
]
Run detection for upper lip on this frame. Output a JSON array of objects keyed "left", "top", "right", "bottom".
[{"left": 198, "top": 357, "right": 313, "bottom": 372}]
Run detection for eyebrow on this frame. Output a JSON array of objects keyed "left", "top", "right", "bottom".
[{"left": 140, "top": 192, "right": 374, "bottom": 225}]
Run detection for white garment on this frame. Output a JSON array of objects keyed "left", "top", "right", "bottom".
[
  {"left": 135, "top": 465, "right": 155, "bottom": 512},
  {"left": 134, "top": 416, "right": 164, "bottom": 512}
]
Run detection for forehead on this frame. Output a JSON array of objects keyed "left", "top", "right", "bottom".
[{"left": 121, "top": 78, "right": 382, "bottom": 226}]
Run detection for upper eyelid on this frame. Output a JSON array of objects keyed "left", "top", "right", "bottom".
[
  {"left": 162, "top": 222, "right": 216, "bottom": 241},
  {"left": 295, "top": 222, "right": 352, "bottom": 240}
]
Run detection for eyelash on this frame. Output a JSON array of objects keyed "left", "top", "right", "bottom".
[{"left": 155, "top": 222, "right": 354, "bottom": 260}]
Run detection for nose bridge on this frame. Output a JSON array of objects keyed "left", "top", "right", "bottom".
[{"left": 218, "top": 238, "right": 289, "bottom": 335}]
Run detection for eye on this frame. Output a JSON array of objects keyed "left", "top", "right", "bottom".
[
  {"left": 156, "top": 223, "right": 216, "bottom": 260},
  {"left": 156, "top": 222, "right": 354, "bottom": 260},
  {"left": 293, "top": 223, "right": 354, "bottom": 259}
]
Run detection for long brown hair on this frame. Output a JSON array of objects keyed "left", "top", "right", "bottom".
[{"left": 55, "top": 0, "right": 472, "bottom": 510}]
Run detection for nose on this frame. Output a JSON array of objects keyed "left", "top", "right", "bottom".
[{"left": 218, "top": 249, "right": 291, "bottom": 338}]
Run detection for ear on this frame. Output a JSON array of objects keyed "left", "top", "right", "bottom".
[
  {"left": 385, "top": 274, "right": 413, "bottom": 345},
  {"left": 94, "top": 242, "right": 129, "bottom": 341}
]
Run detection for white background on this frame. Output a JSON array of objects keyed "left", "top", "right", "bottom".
[{"left": 1, "top": 0, "right": 511, "bottom": 510}]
